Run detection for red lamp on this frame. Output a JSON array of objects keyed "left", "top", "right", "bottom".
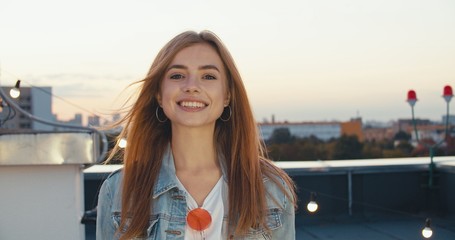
[
  {"left": 443, "top": 85, "right": 453, "bottom": 103},
  {"left": 406, "top": 85, "right": 452, "bottom": 189},
  {"left": 407, "top": 90, "right": 417, "bottom": 107}
]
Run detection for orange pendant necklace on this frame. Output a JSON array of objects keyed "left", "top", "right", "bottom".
[{"left": 186, "top": 207, "right": 212, "bottom": 231}]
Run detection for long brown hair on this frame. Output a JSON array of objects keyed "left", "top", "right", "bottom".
[{"left": 110, "top": 30, "right": 296, "bottom": 239}]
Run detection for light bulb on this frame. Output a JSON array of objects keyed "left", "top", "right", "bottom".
[
  {"left": 9, "top": 80, "right": 21, "bottom": 99},
  {"left": 9, "top": 88, "right": 20, "bottom": 98},
  {"left": 118, "top": 138, "right": 127, "bottom": 148},
  {"left": 307, "top": 201, "right": 318, "bottom": 212},
  {"left": 422, "top": 218, "right": 433, "bottom": 238},
  {"left": 422, "top": 227, "right": 433, "bottom": 238},
  {"left": 307, "top": 192, "right": 318, "bottom": 213}
]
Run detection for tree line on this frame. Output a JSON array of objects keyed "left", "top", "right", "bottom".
[
  {"left": 265, "top": 127, "right": 455, "bottom": 161},
  {"left": 102, "top": 127, "right": 454, "bottom": 163}
]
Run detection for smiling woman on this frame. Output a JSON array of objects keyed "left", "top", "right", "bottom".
[
  {"left": 96, "top": 30, "right": 297, "bottom": 240},
  {"left": 159, "top": 44, "right": 230, "bottom": 130}
]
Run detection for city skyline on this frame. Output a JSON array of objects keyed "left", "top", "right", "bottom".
[{"left": 1, "top": 0, "right": 454, "bottom": 123}]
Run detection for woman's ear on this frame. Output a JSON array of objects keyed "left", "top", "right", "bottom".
[
  {"left": 224, "top": 93, "right": 231, "bottom": 107},
  {"left": 156, "top": 94, "right": 162, "bottom": 107}
]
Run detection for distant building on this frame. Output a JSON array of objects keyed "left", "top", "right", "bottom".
[
  {"left": 390, "top": 118, "right": 454, "bottom": 145},
  {"left": 340, "top": 118, "right": 364, "bottom": 141},
  {"left": 259, "top": 118, "right": 365, "bottom": 142},
  {"left": 408, "top": 124, "right": 449, "bottom": 144},
  {"left": 442, "top": 115, "right": 455, "bottom": 125},
  {"left": 73, "top": 114, "right": 83, "bottom": 125},
  {"left": 0, "top": 86, "right": 54, "bottom": 131},
  {"left": 363, "top": 127, "right": 396, "bottom": 142},
  {"left": 259, "top": 121, "right": 341, "bottom": 141},
  {"left": 88, "top": 115, "right": 100, "bottom": 127},
  {"left": 56, "top": 113, "right": 83, "bottom": 126},
  {"left": 112, "top": 113, "right": 121, "bottom": 122},
  {"left": 395, "top": 118, "right": 431, "bottom": 133}
]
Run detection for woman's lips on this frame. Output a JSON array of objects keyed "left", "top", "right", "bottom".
[{"left": 178, "top": 101, "right": 207, "bottom": 108}]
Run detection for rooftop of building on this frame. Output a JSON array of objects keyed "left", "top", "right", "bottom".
[
  {"left": 1, "top": 131, "right": 454, "bottom": 239},
  {"left": 83, "top": 156, "right": 455, "bottom": 239}
]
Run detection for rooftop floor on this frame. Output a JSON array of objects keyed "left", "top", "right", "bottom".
[
  {"left": 84, "top": 156, "right": 455, "bottom": 239},
  {"left": 85, "top": 214, "right": 455, "bottom": 239},
  {"left": 296, "top": 214, "right": 455, "bottom": 240}
]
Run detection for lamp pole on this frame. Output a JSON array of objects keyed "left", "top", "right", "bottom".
[{"left": 406, "top": 85, "right": 453, "bottom": 188}]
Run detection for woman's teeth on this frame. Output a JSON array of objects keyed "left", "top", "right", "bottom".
[{"left": 179, "top": 101, "right": 206, "bottom": 108}]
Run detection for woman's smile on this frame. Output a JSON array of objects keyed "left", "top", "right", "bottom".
[{"left": 178, "top": 100, "right": 208, "bottom": 111}]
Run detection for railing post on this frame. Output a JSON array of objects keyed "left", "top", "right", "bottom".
[{"left": 348, "top": 170, "right": 353, "bottom": 216}]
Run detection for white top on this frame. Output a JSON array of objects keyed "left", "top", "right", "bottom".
[{"left": 176, "top": 177, "right": 224, "bottom": 240}]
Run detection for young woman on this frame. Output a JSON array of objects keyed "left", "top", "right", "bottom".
[{"left": 97, "top": 30, "right": 296, "bottom": 239}]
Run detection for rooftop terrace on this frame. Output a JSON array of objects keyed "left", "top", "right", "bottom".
[
  {"left": 1, "top": 132, "right": 454, "bottom": 239},
  {"left": 84, "top": 157, "right": 455, "bottom": 239}
]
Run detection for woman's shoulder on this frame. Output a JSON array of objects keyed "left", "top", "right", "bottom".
[
  {"left": 260, "top": 159, "right": 296, "bottom": 210},
  {"left": 260, "top": 158, "right": 290, "bottom": 186},
  {"left": 97, "top": 167, "right": 125, "bottom": 210},
  {"left": 100, "top": 167, "right": 124, "bottom": 192},
  {"left": 106, "top": 167, "right": 123, "bottom": 179}
]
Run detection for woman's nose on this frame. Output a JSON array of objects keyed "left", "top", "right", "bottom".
[{"left": 183, "top": 75, "right": 200, "bottom": 93}]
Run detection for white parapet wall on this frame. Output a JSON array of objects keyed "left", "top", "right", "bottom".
[{"left": 0, "top": 132, "right": 96, "bottom": 240}]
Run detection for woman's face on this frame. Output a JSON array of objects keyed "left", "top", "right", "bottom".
[{"left": 158, "top": 43, "right": 230, "bottom": 129}]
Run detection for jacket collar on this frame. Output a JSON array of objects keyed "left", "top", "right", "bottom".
[
  {"left": 152, "top": 145, "right": 179, "bottom": 199},
  {"left": 151, "top": 144, "right": 230, "bottom": 199}
]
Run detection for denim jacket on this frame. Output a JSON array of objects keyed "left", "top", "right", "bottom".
[{"left": 96, "top": 147, "right": 295, "bottom": 239}]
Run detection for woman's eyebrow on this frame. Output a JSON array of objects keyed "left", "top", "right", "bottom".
[
  {"left": 167, "top": 64, "right": 187, "bottom": 71},
  {"left": 166, "top": 64, "right": 220, "bottom": 72},
  {"left": 199, "top": 65, "right": 220, "bottom": 72}
]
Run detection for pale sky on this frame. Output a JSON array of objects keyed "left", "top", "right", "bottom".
[{"left": 1, "top": 0, "right": 454, "bottom": 124}]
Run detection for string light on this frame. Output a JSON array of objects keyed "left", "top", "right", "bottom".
[
  {"left": 422, "top": 218, "right": 433, "bottom": 238},
  {"left": 2, "top": 69, "right": 111, "bottom": 123},
  {"left": 9, "top": 80, "right": 21, "bottom": 99},
  {"left": 118, "top": 138, "right": 127, "bottom": 148},
  {"left": 299, "top": 187, "right": 449, "bottom": 238},
  {"left": 0, "top": 96, "right": 17, "bottom": 126},
  {"left": 307, "top": 192, "right": 318, "bottom": 213}
]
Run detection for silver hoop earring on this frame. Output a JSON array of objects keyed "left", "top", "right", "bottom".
[
  {"left": 219, "top": 106, "right": 232, "bottom": 122},
  {"left": 155, "top": 106, "right": 168, "bottom": 123}
]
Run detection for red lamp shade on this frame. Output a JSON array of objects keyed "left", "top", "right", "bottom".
[
  {"left": 443, "top": 85, "right": 453, "bottom": 97},
  {"left": 407, "top": 90, "right": 417, "bottom": 101},
  {"left": 443, "top": 85, "right": 453, "bottom": 103},
  {"left": 407, "top": 90, "right": 417, "bottom": 107}
]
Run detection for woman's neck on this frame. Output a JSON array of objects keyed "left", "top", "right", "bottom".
[
  {"left": 171, "top": 125, "right": 219, "bottom": 172},
  {"left": 171, "top": 125, "right": 222, "bottom": 207}
]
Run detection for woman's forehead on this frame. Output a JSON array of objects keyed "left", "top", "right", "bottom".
[{"left": 170, "top": 44, "right": 223, "bottom": 67}]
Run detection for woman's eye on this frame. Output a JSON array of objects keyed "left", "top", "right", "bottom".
[
  {"left": 203, "top": 74, "right": 217, "bottom": 80},
  {"left": 170, "top": 74, "right": 184, "bottom": 80}
]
